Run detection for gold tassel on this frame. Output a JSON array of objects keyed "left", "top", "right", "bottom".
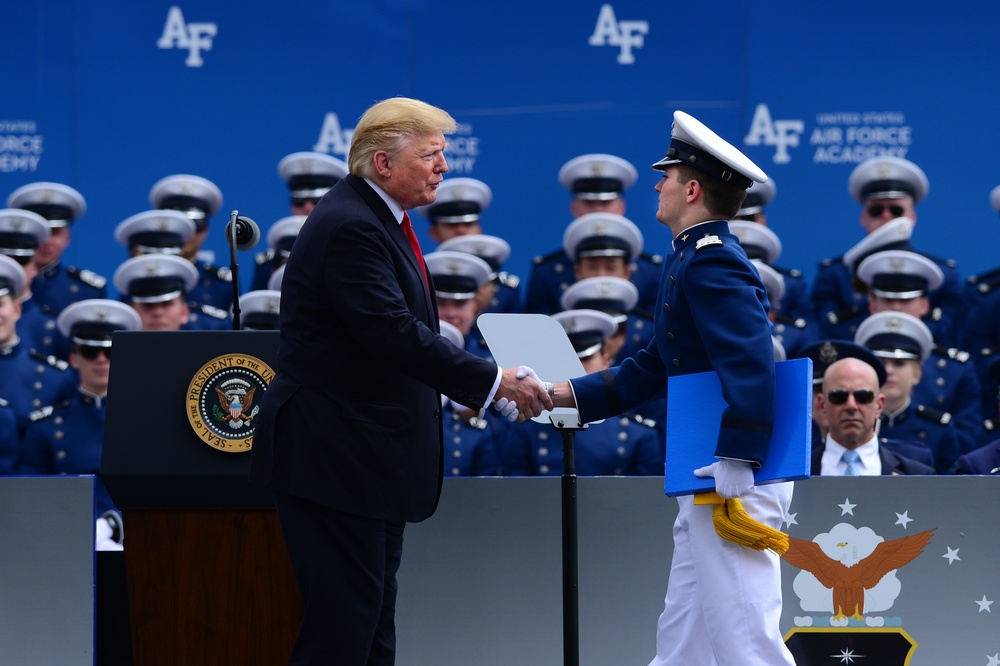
[{"left": 693, "top": 492, "right": 789, "bottom": 556}]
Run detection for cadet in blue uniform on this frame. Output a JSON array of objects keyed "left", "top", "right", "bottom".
[
  {"left": 502, "top": 309, "right": 661, "bottom": 476},
  {"left": 0, "top": 255, "right": 76, "bottom": 434},
  {"left": 252, "top": 152, "right": 349, "bottom": 290},
  {"left": 7, "top": 182, "right": 107, "bottom": 313},
  {"left": 811, "top": 156, "right": 963, "bottom": 345},
  {"left": 0, "top": 398, "right": 18, "bottom": 474},
  {"left": 855, "top": 249, "right": 981, "bottom": 454},
  {"left": 237, "top": 290, "right": 281, "bottom": 331},
  {"left": 19, "top": 298, "right": 141, "bottom": 549},
  {"left": 114, "top": 210, "right": 230, "bottom": 330},
  {"left": 854, "top": 311, "right": 960, "bottom": 473},
  {"left": 416, "top": 177, "right": 522, "bottom": 314},
  {"left": 438, "top": 320, "right": 502, "bottom": 475},
  {"left": 425, "top": 250, "right": 495, "bottom": 362},
  {"left": 150, "top": 174, "right": 233, "bottom": 317},
  {"left": 546, "top": 111, "right": 795, "bottom": 666},
  {"left": 752, "top": 259, "right": 816, "bottom": 358},
  {"left": 113, "top": 254, "right": 201, "bottom": 332},
  {"left": 525, "top": 154, "right": 664, "bottom": 314},
  {"left": 0, "top": 208, "right": 71, "bottom": 359},
  {"left": 560, "top": 275, "right": 651, "bottom": 368}
]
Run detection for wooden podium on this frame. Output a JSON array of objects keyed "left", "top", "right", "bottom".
[{"left": 103, "top": 331, "right": 302, "bottom": 665}]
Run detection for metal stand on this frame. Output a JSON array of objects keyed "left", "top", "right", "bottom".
[{"left": 551, "top": 413, "right": 587, "bottom": 666}]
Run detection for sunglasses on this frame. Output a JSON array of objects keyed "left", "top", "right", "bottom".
[
  {"left": 826, "top": 389, "right": 875, "bottom": 405},
  {"left": 866, "top": 203, "right": 905, "bottom": 218},
  {"left": 79, "top": 345, "right": 112, "bottom": 360},
  {"left": 291, "top": 196, "right": 320, "bottom": 208}
]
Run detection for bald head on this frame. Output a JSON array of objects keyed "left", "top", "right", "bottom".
[{"left": 820, "top": 357, "right": 886, "bottom": 449}]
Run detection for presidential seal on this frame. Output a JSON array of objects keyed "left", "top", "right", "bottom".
[{"left": 186, "top": 353, "right": 274, "bottom": 452}]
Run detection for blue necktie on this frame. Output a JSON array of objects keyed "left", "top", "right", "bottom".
[{"left": 842, "top": 450, "right": 861, "bottom": 476}]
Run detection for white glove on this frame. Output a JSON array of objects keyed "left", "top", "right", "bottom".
[
  {"left": 515, "top": 365, "right": 541, "bottom": 383},
  {"left": 493, "top": 397, "right": 519, "bottom": 422},
  {"left": 95, "top": 517, "right": 124, "bottom": 551},
  {"left": 693, "top": 459, "right": 756, "bottom": 499}
]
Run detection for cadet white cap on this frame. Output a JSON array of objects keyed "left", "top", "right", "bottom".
[
  {"left": 114, "top": 210, "right": 195, "bottom": 254},
  {"left": 0, "top": 254, "right": 27, "bottom": 298},
  {"left": 267, "top": 264, "right": 285, "bottom": 292},
  {"left": 437, "top": 234, "right": 510, "bottom": 274},
  {"left": 424, "top": 251, "right": 493, "bottom": 300},
  {"left": 438, "top": 319, "right": 464, "bottom": 348},
  {"left": 737, "top": 177, "right": 777, "bottom": 218},
  {"left": 239, "top": 290, "right": 282, "bottom": 331},
  {"left": 652, "top": 111, "right": 768, "bottom": 189},
  {"left": 57, "top": 299, "right": 141, "bottom": 346},
  {"left": 415, "top": 177, "right": 492, "bottom": 224},
  {"left": 7, "top": 182, "right": 86, "bottom": 227},
  {"left": 266, "top": 215, "right": 308, "bottom": 254},
  {"left": 558, "top": 154, "right": 638, "bottom": 201},
  {"left": 855, "top": 249, "right": 943, "bottom": 298},
  {"left": 729, "top": 221, "right": 782, "bottom": 264},
  {"left": 0, "top": 208, "right": 50, "bottom": 259},
  {"left": 855, "top": 311, "right": 933, "bottom": 362},
  {"left": 842, "top": 217, "right": 914, "bottom": 273},
  {"left": 278, "top": 152, "right": 349, "bottom": 199},
  {"left": 562, "top": 213, "right": 643, "bottom": 262},
  {"left": 113, "top": 254, "right": 199, "bottom": 304},
  {"left": 751, "top": 260, "right": 785, "bottom": 303},
  {"left": 848, "top": 156, "right": 928, "bottom": 203},
  {"left": 559, "top": 276, "right": 638, "bottom": 324},
  {"left": 552, "top": 309, "right": 619, "bottom": 358},
  {"left": 149, "top": 174, "right": 224, "bottom": 228}
]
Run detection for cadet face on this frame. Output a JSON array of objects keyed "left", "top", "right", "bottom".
[
  {"left": 867, "top": 293, "right": 930, "bottom": 319},
  {"left": 654, "top": 166, "right": 688, "bottom": 228},
  {"left": 428, "top": 221, "right": 482, "bottom": 244},
  {"left": 580, "top": 347, "right": 612, "bottom": 374},
  {"left": 574, "top": 256, "right": 631, "bottom": 280},
  {"left": 473, "top": 281, "right": 496, "bottom": 315},
  {"left": 376, "top": 132, "right": 449, "bottom": 210},
  {"left": 70, "top": 345, "right": 111, "bottom": 394},
  {"left": 291, "top": 197, "right": 319, "bottom": 217},
  {"left": 34, "top": 226, "right": 70, "bottom": 266},
  {"left": 570, "top": 197, "right": 625, "bottom": 218},
  {"left": 819, "top": 358, "right": 886, "bottom": 449},
  {"left": 133, "top": 297, "right": 191, "bottom": 331},
  {"left": 860, "top": 196, "right": 916, "bottom": 234},
  {"left": 0, "top": 294, "right": 23, "bottom": 345},
  {"left": 881, "top": 357, "right": 921, "bottom": 405},
  {"left": 436, "top": 297, "right": 477, "bottom": 336}
]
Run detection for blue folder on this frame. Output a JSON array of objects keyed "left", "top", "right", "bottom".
[{"left": 664, "top": 357, "right": 813, "bottom": 497}]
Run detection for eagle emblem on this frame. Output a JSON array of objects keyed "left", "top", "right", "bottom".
[{"left": 214, "top": 379, "right": 257, "bottom": 427}]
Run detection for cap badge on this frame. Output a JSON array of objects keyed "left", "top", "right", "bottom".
[
  {"left": 819, "top": 341, "right": 838, "bottom": 364},
  {"left": 156, "top": 217, "right": 172, "bottom": 230},
  {"left": 94, "top": 306, "right": 111, "bottom": 322},
  {"left": 886, "top": 315, "right": 903, "bottom": 332},
  {"left": 143, "top": 262, "right": 161, "bottom": 276},
  {"left": 445, "top": 258, "right": 463, "bottom": 274},
  {"left": 888, "top": 257, "right": 906, "bottom": 272},
  {"left": 593, "top": 221, "right": 609, "bottom": 235},
  {"left": 40, "top": 190, "right": 56, "bottom": 204}
]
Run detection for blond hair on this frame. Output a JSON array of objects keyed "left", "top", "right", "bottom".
[{"left": 349, "top": 98, "right": 457, "bottom": 178}]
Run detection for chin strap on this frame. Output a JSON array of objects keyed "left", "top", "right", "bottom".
[{"left": 693, "top": 491, "right": 789, "bottom": 555}]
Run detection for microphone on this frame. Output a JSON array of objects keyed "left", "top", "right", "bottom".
[{"left": 224, "top": 212, "right": 260, "bottom": 252}]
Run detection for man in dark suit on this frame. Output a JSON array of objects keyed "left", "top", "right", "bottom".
[
  {"left": 248, "top": 97, "right": 552, "bottom": 666},
  {"left": 813, "top": 357, "right": 934, "bottom": 475}
]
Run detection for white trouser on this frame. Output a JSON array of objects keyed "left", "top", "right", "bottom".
[{"left": 648, "top": 482, "right": 795, "bottom": 666}]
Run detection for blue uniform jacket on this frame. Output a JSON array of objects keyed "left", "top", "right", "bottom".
[
  {"left": 953, "top": 439, "right": 1000, "bottom": 474},
  {"left": 0, "top": 341, "right": 76, "bottom": 434},
  {"left": 32, "top": 262, "right": 107, "bottom": 314},
  {"left": 571, "top": 220, "right": 776, "bottom": 466},
  {"left": 524, "top": 250, "right": 663, "bottom": 315},
  {"left": 878, "top": 402, "right": 961, "bottom": 474},
  {"left": 441, "top": 406, "right": 501, "bottom": 477},
  {"left": 913, "top": 348, "right": 981, "bottom": 455}
]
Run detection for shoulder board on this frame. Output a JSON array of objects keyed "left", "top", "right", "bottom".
[
  {"left": 255, "top": 249, "right": 276, "bottom": 266},
  {"left": 824, "top": 305, "right": 860, "bottom": 326},
  {"left": 39, "top": 303, "right": 60, "bottom": 316},
  {"left": 932, "top": 346, "right": 971, "bottom": 363},
  {"left": 628, "top": 413, "right": 657, "bottom": 429},
  {"left": 966, "top": 266, "right": 1000, "bottom": 284},
  {"left": 27, "top": 399, "right": 70, "bottom": 423},
  {"left": 773, "top": 265, "right": 803, "bottom": 278},
  {"left": 639, "top": 252, "right": 664, "bottom": 265},
  {"left": 919, "top": 252, "right": 958, "bottom": 269},
  {"left": 915, "top": 404, "right": 952, "bottom": 426},
  {"left": 631, "top": 308, "right": 654, "bottom": 321},
  {"left": 201, "top": 263, "right": 233, "bottom": 282},
  {"left": 533, "top": 248, "right": 567, "bottom": 265},
  {"left": 774, "top": 313, "right": 808, "bottom": 329},
  {"left": 466, "top": 416, "right": 489, "bottom": 431},
  {"left": 497, "top": 271, "right": 520, "bottom": 289},
  {"left": 191, "top": 303, "right": 229, "bottom": 320},
  {"left": 694, "top": 234, "right": 723, "bottom": 252},
  {"left": 819, "top": 256, "right": 843, "bottom": 267},
  {"left": 28, "top": 350, "right": 70, "bottom": 371},
  {"left": 66, "top": 266, "right": 108, "bottom": 289}
]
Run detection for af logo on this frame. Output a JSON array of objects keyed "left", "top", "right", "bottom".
[
  {"left": 186, "top": 354, "right": 273, "bottom": 452},
  {"left": 313, "top": 112, "right": 354, "bottom": 158},
  {"left": 744, "top": 104, "right": 805, "bottom": 164},
  {"left": 589, "top": 4, "right": 649, "bottom": 65},
  {"left": 156, "top": 6, "right": 218, "bottom": 68}
]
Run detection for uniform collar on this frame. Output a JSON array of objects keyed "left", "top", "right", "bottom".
[
  {"left": 879, "top": 399, "right": 911, "bottom": 429},
  {"left": 671, "top": 219, "right": 729, "bottom": 252},
  {"left": 0, "top": 337, "right": 21, "bottom": 356},
  {"left": 78, "top": 386, "right": 107, "bottom": 409}
]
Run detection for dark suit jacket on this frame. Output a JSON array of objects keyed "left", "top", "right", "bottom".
[
  {"left": 810, "top": 444, "right": 936, "bottom": 476},
  {"left": 249, "top": 175, "right": 498, "bottom": 522},
  {"left": 953, "top": 440, "right": 1000, "bottom": 474}
]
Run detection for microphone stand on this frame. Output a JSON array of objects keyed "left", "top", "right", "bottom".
[{"left": 228, "top": 210, "right": 242, "bottom": 331}]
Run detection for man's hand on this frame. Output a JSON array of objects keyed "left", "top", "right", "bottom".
[
  {"left": 693, "top": 459, "right": 756, "bottom": 498},
  {"left": 494, "top": 366, "right": 554, "bottom": 423}
]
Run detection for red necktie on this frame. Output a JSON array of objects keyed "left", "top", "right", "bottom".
[{"left": 400, "top": 211, "right": 429, "bottom": 286}]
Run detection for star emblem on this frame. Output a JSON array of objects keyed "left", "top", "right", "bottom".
[
  {"left": 942, "top": 546, "right": 961, "bottom": 564},
  {"left": 783, "top": 512, "right": 798, "bottom": 528},
  {"left": 838, "top": 498, "right": 856, "bottom": 515},
  {"left": 976, "top": 595, "right": 994, "bottom": 613},
  {"left": 830, "top": 647, "right": 863, "bottom": 664},
  {"left": 987, "top": 653, "right": 999, "bottom": 666},
  {"left": 895, "top": 510, "right": 913, "bottom": 528},
  {"left": 680, "top": 234, "right": 689, "bottom": 242}
]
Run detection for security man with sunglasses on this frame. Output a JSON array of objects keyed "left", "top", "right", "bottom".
[
  {"left": 19, "top": 298, "right": 141, "bottom": 549},
  {"left": 810, "top": 156, "right": 964, "bottom": 346}
]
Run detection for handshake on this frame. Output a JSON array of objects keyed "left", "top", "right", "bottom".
[{"left": 492, "top": 366, "right": 556, "bottom": 423}]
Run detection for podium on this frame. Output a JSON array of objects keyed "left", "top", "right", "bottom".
[{"left": 103, "top": 331, "right": 301, "bottom": 665}]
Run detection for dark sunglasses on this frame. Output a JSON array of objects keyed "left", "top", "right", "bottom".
[
  {"left": 291, "top": 196, "right": 320, "bottom": 208},
  {"left": 826, "top": 389, "right": 875, "bottom": 405},
  {"left": 79, "top": 345, "right": 111, "bottom": 360},
  {"left": 866, "top": 203, "right": 905, "bottom": 218}
]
